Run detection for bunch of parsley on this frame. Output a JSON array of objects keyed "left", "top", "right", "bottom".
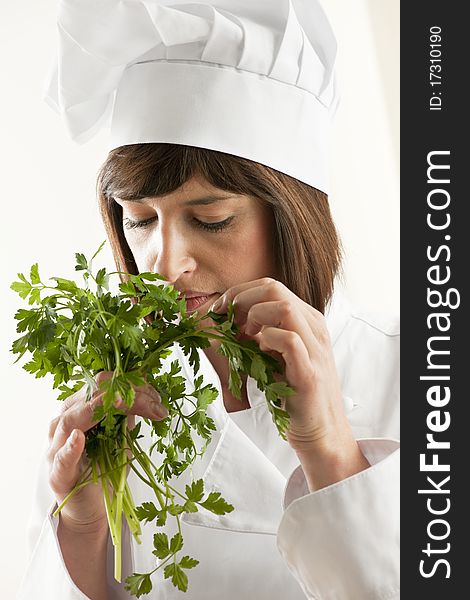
[{"left": 11, "top": 242, "right": 293, "bottom": 597}]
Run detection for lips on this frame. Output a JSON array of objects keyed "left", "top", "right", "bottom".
[{"left": 180, "top": 292, "right": 219, "bottom": 313}]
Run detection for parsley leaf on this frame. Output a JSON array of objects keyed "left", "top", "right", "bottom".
[
  {"left": 152, "top": 533, "right": 170, "bottom": 559},
  {"left": 180, "top": 556, "right": 199, "bottom": 570},
  {"left": 200, "top": 491, "right": 235, "bottom": 515},
  {"left": 164, "top": 563, "right": 188, "bottom": 592},
  {"left": 124, "top": 573, "right": 153, "bottom": 598},
  {"left": 185, "top": 479, "right": 204, "bottom": 503}
]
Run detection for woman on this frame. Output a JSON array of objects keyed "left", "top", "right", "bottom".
[{"left": 18, "top": 1, "right": 399, "bottom": 599}]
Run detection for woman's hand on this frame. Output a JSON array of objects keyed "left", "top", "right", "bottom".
[
  {"left": 211, "top": 278, "right": 370, "bottom": 491},
  {"left": 47, "top": 371, "right": 169, "bottom": 533}
]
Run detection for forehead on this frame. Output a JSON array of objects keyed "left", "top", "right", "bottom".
[
  {"left": 117, "top": 194, "right": 238, "bottom": 208},
  {"left": 114, "top": 175, "right": 241, "bottom": 207}
]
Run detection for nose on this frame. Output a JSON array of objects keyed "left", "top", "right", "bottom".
[{"left": 152, "top": 222, "right": 196, "bottom": 284}]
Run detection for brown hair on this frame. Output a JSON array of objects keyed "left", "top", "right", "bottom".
[{"left": 97, "top": 144, "right": 342, "bottom": 313}]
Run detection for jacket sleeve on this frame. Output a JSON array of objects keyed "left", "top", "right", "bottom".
[
  {"left": 276, "top": 438, "right": 400, "bottom": 600},
  {"left": 16, "top": 443, "right": 135, "bottom": 600}
]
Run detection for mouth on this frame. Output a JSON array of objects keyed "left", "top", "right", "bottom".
[{"left": 181, "top": 293, "right": 219, "bottom": 313}]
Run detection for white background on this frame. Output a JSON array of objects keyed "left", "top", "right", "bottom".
[{"left": 0, "top": 1, "right": 399, "bottom": 595}]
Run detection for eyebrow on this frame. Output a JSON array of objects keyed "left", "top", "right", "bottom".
[
  {"left": 183, "top": 195, "right": 236, "bottom": 206},
  {"left": 121, "top": 194, "right": 236, "bottom": 206}
]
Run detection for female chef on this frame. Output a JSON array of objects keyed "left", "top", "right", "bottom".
[{"left": 18, "top": 1, "right": 400, "bottom": 599}]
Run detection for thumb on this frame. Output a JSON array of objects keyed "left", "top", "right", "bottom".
[{"left": 51, "top": 429, "right": 86, "bottom": 498}]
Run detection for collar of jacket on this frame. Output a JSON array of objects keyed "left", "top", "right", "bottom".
[
  {"left": 325, "top": 287, "right": 352, "bottom": 348},
  {"left": 173, "top": 290, "right": 355, "bottom": 535}
]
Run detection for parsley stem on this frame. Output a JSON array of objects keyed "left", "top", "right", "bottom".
[
  {"left": 128, "top": 461, "right": 152, "bottom": 487},
  {"left": 113, "top": 419, "right": 128, "bottom": 582},
  {"left": 151, "top": 552, "right": 175, "bottom": 574},
  {"left": 132, "top": 439, "right": 188, "bottom": 503},
  {"left": 131, "top": 448, "right": 165, "bottom": 510},
  {"left": 98, "top": 453, "right": 117, "bottom": 547},
  {"left": 123, "top": 488, "right": 142, "bottom": 541},
  {"left": 126, "top": 437, "right": 168, "bottom": 510}
]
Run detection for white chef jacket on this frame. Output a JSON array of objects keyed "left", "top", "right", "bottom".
[{"left": 17, "top": 291, "right": 400, "bottom": 600}]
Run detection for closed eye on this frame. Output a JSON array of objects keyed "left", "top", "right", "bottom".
[
  {"left": 123, "top": 216, "right": 235, "bottom": 232},
  {"left": 123, "top": 216, "right": 157, "bottom": 230},
  {"left": 193, "top": 216, "right": 235, "bottom": 232}
]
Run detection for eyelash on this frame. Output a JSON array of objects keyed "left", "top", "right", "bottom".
[{"left": 123, "top": 216, "right": 234, "bottom": 233}]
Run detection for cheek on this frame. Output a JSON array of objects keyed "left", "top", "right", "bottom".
[
  {"left": 214, "top": 222, "right": 276, "bottom": 284},
  {"left": 125, "top": 234, "right": 153, "bottom": 272},
  {"left": 241, "top": 215, "right": 277, "bottom": 276}
]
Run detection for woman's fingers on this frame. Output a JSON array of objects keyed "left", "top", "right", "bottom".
[
  {"left": 212, "top": 278, "right": 296, "bottom": 320},
  {"left": 46, "top": 370, "right": 163, "bottom": 530},
  {"left": 213, "top": 279, "right": 308, "bottom": 330},
  {"left": 258, "top": 327, "right": 312, "bottom": 381},
  {"left": 47, "top": 391, "right": 105, "bottom": 465},
  {"left": 213, "top": 279, "right": 331, "bottom": 359},
  {"left": 47, "top": 372, "right": 168, "bottom": 465},
  {"left": 49, "top": 426, "right": 109, "bottom": 529},
  {"left": 243, "top": 301, "right": 321, "bottom": 359}
]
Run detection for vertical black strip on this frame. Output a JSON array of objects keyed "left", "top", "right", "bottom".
[{"left": 401, "top": 2, "right": 467, "bottom": 596}]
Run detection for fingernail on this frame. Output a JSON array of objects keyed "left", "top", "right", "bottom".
[
  {"left": 148, "top": 387, "right": 161, "bottom": 403},
  {"left": 211, "top": 295, "right": 225, "bottom": 312},
  {"left": 67, "top": 429, "right": 78, "bottom": 448},
  {"left": 151, "top": 401, "right": 169, "bottom": 419},
  {"left": 244, "top": 323, "right": 254, "bottom": 336}
]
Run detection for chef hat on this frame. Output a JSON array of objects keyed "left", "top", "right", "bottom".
[{"left": 44, "top": 0, "right": 339, "bottom": 193}]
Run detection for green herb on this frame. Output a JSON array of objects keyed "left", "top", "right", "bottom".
[{"left": 11, "top": 242, "right": 293, "bottom": 596}]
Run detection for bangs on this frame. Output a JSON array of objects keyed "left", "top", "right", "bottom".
[
  {"left": 98, "top": 144, "right": 203, "bottom": 202},
  {"left": 98, "top": 144, "right": 263, "bottom": 203}
]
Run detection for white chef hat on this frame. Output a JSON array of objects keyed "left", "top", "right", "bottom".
[{"left": 44, "top": 0, "right": 339, "bottom": 194}]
